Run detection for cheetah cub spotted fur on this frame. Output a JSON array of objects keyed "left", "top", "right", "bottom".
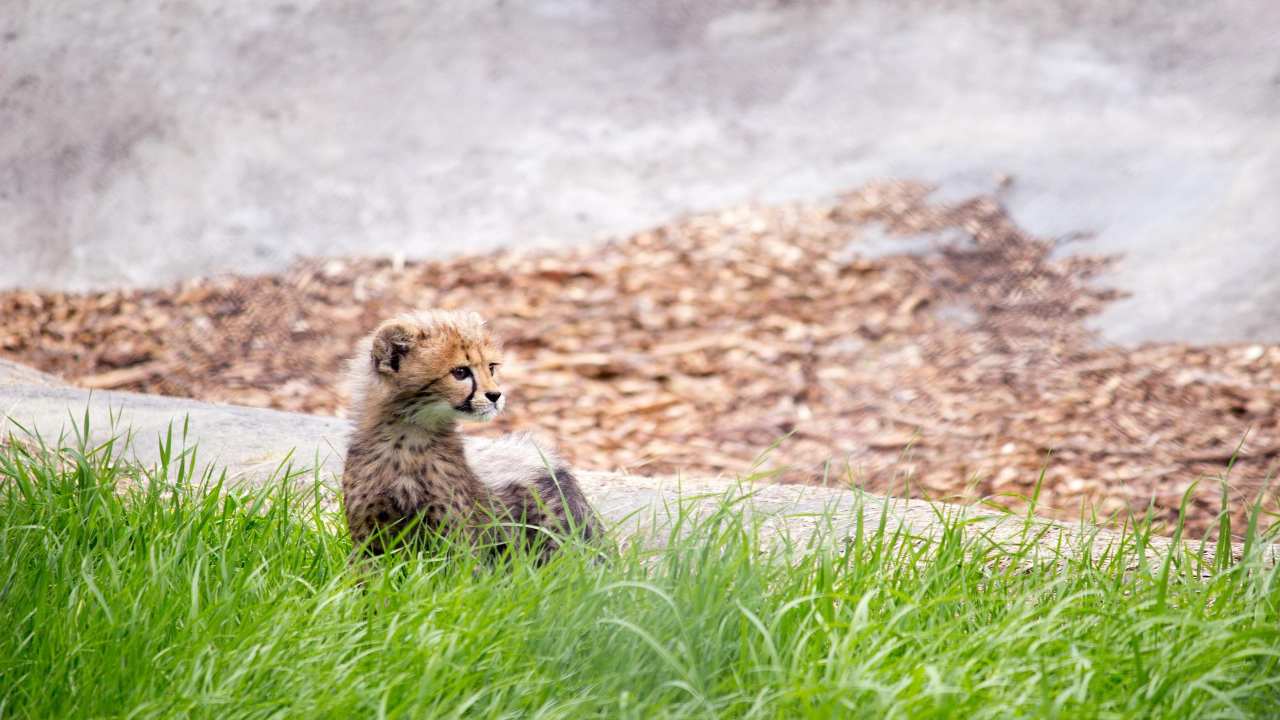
[{"left": 341, "top": 309, "right": 600, "bottom": 560}]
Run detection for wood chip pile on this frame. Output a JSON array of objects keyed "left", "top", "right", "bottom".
[{"left": 3, "top": 181, "right": 1277, "bottom": 535}]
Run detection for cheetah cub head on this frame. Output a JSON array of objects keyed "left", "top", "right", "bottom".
[{"left": 360, "top": 309, "right": 505, "bottom": 427}]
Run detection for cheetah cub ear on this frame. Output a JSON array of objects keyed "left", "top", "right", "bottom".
[{"left": 370, "top": 321, "right": 418, "bottom": 375}]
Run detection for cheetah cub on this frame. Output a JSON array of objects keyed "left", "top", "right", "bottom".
[{"left": 342, "top": 309, "right": 600, "bottom": 561}]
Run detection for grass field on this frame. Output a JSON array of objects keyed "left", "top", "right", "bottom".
[{"left": 2, "top": 421, "right": 1279, "bottom": 719}]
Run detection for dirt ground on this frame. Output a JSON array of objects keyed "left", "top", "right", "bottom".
[{"left": 3, "top": 182, "right": 1277, "bottom": 536}]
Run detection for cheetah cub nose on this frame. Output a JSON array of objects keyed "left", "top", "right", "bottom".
[{"left": 485, "top": 391, "right": 503, "bottom": 402}]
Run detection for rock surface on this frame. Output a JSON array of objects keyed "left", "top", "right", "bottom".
[
  {"left": 4, "top": 1, "right": 1279, "bottom": 343},
  {"left": 2, "top": 359, "right": 1271, "bottom": 566}
]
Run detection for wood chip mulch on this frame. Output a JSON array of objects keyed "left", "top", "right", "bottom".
[{"left": 3, "top": 181, "right": 1277, "bottom": 536}]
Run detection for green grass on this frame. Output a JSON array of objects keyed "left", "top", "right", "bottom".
[{"left": 2, "top": 420, "right": 1279, "bottom": 719}]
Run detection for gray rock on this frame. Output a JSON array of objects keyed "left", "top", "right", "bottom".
[
  {"left": 4, "top": 1, "right": 1279, "bottom": 344},
  {"left": 1, "top": 360, "right": 1271, "bottom": 565},
  {"left": 0, "top": 359, "right": 61, "bottom": 388}
]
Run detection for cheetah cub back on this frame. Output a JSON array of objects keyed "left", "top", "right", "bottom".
[{"left": 342, "top": 309, "right": 600, "bottom": 560}]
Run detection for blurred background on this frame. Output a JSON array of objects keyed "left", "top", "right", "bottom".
[{"left": 2, "top": 0, "right": 1278, "bottom": 535}]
